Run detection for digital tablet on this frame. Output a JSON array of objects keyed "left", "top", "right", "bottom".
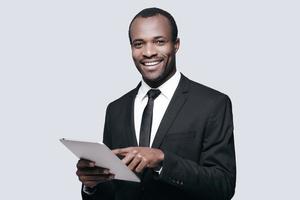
[{"left": 60, "top": 138, "right": 140, "bottom": 182}]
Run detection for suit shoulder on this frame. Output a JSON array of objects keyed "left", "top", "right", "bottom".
[
  {"left": 106, "top": 86, "right": 138, "bottom": 110},
  {"left": 190, "top": 79, "right": 228, "bottom": 98},
  {"left": 187, "top": 78, "right": 231, "bottom": 108},
  {"left": 186, "top": 79, "right": 232, "bottom": 119}
]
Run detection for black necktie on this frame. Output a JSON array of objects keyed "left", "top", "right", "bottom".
[{"left": 139, "top": 89, "right": 161, "bottom": 147}]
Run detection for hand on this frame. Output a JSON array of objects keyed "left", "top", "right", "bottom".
[
  {"left": 112, "top": 147, "right": 164, "bottom": 173},
  {"left": 76, "top": 159, "right": 115, "bottom": 188}
]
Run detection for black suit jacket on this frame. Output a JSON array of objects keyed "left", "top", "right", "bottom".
[{"left": 82, "top": 74, "right": 236, "bottom": 200}]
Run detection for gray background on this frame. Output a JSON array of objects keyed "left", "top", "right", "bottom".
[{"left": 1, "top": 0, "right": 299, "bottom": 199}]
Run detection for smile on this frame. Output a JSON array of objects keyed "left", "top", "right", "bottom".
[{"left": 142, "top": 60, "right": 163, "bottom": 66}]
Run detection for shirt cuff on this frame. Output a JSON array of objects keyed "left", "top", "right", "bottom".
[
  {"left": 82, "top": 185, "right": 97, "bottom": 195},
  {"left": 154, "top": 166, "right": 163, "bottom": 174}
]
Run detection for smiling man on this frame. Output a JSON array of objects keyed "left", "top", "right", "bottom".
[
  {"left": 130, "top": 13, "right": 179, "bottom": 88},
  {"left": 76, "top": 7, "right": 236, "bottom": 200}
]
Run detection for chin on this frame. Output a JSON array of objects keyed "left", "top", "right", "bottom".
[
  {"left": 143, "top": 74, "right": 165, "bottom": 86},
  {"left": 143, "top": 72, "right": 161, "bottom": 81}
]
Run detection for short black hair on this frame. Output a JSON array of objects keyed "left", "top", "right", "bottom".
[{"left": 128, "top": 7, "right": 178, "bottom": 44}]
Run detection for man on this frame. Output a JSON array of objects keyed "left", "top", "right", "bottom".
[{"left": 76, "top": 7, "right": 236, "bottom": 200}]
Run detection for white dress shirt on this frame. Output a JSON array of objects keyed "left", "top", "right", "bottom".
[{"left": 134, "top": 71, "right": 181, "bottom": 146}]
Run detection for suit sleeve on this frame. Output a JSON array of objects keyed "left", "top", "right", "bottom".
[
  {"left": 159, "top": 95, "right": 236, "bottom": 200},
  {"left": 81, "top": 103, "right": 116, "bottom": 200}
]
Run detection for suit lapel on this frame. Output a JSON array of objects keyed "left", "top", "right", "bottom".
[
  {"left": 151, "top": 75, "right": 190, "bottom": 148},
  {"left": 125, "top": 82, "right": 141, "bottom": 147}
]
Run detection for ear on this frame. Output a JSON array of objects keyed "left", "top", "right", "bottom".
[{"left": 174, "top": 38, "right": 180, "bottom": 53}]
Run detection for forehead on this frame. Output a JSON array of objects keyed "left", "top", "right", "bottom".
[{"left": 130, "top": 15, "right": 172, "bottom": 40}]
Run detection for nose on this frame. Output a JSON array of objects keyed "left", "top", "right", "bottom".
[{"left": 143, "top": 43, "right": 157, "bottom": 58}]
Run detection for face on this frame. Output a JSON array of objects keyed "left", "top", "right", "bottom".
[{"left": 130, "top": 15, "right": 180, "bottom": 88}]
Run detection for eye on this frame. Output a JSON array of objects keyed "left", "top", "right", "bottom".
[
  {"left": 155, "top": 40, "right": 166, "bottom": 46},
  {"left": 132, "top": 41, "right": 143, "bottom": 49}
]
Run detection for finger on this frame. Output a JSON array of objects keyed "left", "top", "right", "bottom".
[
  {"left": 135, "top": 157, "right": 148, "bottom": 173},
  {"left": 76, "top": 167, "right": 110, "bottom": 176},
  {"left": 112, "top": 149, "right": 127, "bottom": 159},
  {"left": 79, "top": 174, "right": 115, "bottom": 182},
  {"left": 83, "top": 174, "right": 115, "bottom": 188},
  {"left": 77, "top": 159, "right": 95, "bottom": 168},
  {"left": 113, "top": 147, "right": 135, "bottom": 155},
  {"left": 112, "top": 148, "right": 120, "bottom": 154},
  {"left": 122, "top": 152, "right": 137, "bottom": 165},
  {"left": 127, "top": 154, "right": 143, "bottom": 171}
]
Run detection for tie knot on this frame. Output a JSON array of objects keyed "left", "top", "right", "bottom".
[{"left": 147, "top": 89, "right": 161, "bottom": 100}]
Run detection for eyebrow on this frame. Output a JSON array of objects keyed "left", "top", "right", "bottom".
[
  {"left": 132, "top": 36, "right": 167, "bottom": 43},
  {"left": 153, "top": 36, "right": 166, "bottom": 40}
]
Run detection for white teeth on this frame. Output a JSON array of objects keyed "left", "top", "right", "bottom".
[{"left": 144, "top": 61, "right": 161, "bottom": 66}]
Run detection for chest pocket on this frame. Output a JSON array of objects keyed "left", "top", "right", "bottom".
[{"left": 164, "top": 131, "right": 196, "bottom": 141}]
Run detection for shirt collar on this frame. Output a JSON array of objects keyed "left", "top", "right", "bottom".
[{"left": 137, "top": 71, "right": 181, "bottom": 100}]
